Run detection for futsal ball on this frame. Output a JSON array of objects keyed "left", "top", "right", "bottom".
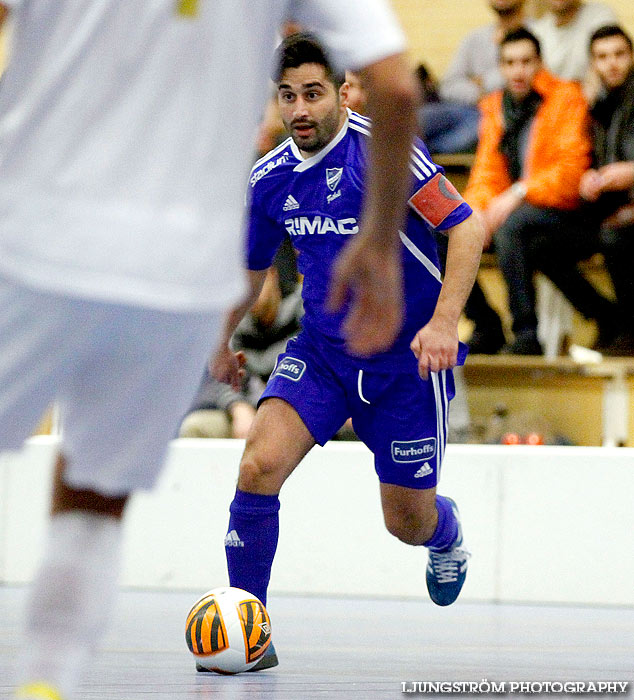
[{"left": 185, "top": 586, "right": 272, "bottom": 674}]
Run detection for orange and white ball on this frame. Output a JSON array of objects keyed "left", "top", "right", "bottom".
[{"left": 185, "top": 586, "right": 272, "bottom": 674}]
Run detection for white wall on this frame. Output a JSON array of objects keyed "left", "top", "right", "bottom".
[{"left": 1, "top": 437, "right": 633, "bottom": 606}]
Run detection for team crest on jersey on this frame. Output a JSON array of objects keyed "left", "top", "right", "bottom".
[{"left": 326, "top": 167, "right": 343, "bottom": 191}]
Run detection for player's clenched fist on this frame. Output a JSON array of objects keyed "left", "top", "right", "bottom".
[{"left": 410, "top": 318, "right": 459, "bottom": 380}]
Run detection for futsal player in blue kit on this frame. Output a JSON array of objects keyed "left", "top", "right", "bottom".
[{"left": 211, "top": 33, "right": 486, "bottom": 670}]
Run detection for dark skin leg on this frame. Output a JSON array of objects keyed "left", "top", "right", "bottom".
[{"left": 50, "top": 454, "right": 128, "bottom": 518}]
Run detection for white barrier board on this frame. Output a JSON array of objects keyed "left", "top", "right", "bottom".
[{"left": 1, "top": 438, "right": 633, "bottom": 605}]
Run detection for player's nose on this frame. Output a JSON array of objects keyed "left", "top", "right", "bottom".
[{"left": 292, "top": 97, "right": 309, "bottom": 117}]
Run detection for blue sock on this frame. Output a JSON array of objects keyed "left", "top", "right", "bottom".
[
  {"left": 225, "top": 489, "right": 280, "bottom": 606},
  {"left": 423, "top": 495, "right": 459, "bottom": 552}
]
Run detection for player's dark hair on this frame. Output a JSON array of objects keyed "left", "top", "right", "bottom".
[
  {"left": 273, "top": 32, "right": 345, "bottom": 88},
  {"left": 589, "top": 25, "right": 633, "bottom": 54},
  {"left": 500, "top": 27, "right": 542, "bottom": 58}
]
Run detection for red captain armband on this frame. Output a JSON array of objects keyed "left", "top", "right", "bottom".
[{"left": 408, "top": 172, "right": 464, "bottom": 228}]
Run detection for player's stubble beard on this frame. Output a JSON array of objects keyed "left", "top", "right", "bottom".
[{"left": 289, "top": 103, "right": 342, "bottom": 155}]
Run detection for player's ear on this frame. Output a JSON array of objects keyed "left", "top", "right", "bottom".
[{"left": 339, "top": 81, "right": 350, "bottom": 109}]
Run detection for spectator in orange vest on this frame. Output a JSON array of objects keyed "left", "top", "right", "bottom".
[{"left": 465, "top": 27, "right": 617, "bottom": 354}]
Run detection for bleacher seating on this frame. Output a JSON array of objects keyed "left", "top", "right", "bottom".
[{"left": 436, "top": 153, "right": 630, "bottom": 446}]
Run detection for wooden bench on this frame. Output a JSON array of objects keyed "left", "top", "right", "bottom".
[{"left": 463, "top": 355, "right": 634, "bottom": 446}]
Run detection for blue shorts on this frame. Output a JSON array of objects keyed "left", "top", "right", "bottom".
[{"left": 259, "top": 330, "right": 458, "bottom": 489}]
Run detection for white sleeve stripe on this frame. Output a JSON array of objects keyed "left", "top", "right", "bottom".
[
  {"left": 349, "top": 112, "right": 372, "bottom": 127},
  {"left": 348, "top": 107, "right": 370, "bottom": 121},
  {"left": 349, "top": 122, "right": 371, "bottom": 137},
  {"left": 410, "top": 155, "right": 431, "bottom": 180},
  {"left": 348, "top": 119, "right": 435, "bottom": 181},
  {"left": 399, "top": 230, "right": 442, "bottom": 282},
  {"left": 411, "top": 151, "right": 434, "bottom": 178},
  {"left": 409, "top": 162, "right": 425, "bottom": 180},
  {"left": 412, "top": 144, "right": 437, "bottom": 173},
  {"left": 347, "top": 114, "right": 436, "bottom": 180}
]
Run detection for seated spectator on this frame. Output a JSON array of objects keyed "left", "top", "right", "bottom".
[
  {"left": 417, "top": 64, "right": 480, "bottom": 154},
  {"left": 179, "top": 367, "right": 261, "bottom": 439},
  {"left": 420, "top": 0, "right": 531, "bottom": 154},
  {"left": 532, "top": 0, "right": 617, "bottom": 98},
  {"left": 181, "top": 239, "right": 304, "bottom": 437},
  {"left": 464, "top": 27, "right": 617, "bottom": 354},
  {"left": 580, "top": 25, "right": 634, "bottom": 355},
  {"left": 232, "top": 238, "right": 303, "bottom": 381},
  {"left": 441, "top": 0, "right": 531, "bottom": 103}
]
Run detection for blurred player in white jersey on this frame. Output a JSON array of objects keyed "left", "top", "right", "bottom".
[{"left": 0, "top": 2, "right": 419, "bottom": 698}]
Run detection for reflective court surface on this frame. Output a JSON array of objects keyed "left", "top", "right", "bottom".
[{"left": 0, "top": 587, "right": 632, "bottom": 699}]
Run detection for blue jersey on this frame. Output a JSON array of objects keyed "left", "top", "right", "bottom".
[{"left": 246, "top": 110, "right": 472, "bottom": 372}]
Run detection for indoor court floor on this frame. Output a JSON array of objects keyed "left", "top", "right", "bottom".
[{"left": 0, "top": 586, "right": 632, "bottom": 699}]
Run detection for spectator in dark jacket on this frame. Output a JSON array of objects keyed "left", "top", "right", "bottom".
[
  {"left": 580, "top": 25, "right": 634, "bottom": 355},
  {"left": 465, "top": 28, "right": 617, "bottom": 354}
]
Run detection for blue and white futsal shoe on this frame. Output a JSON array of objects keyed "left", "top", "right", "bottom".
[{"left": 426, "top": 498, "right": 471, "bottom": 607}]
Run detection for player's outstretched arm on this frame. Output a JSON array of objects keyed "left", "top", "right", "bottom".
[
  {"left": 329, "top": 52, "right": 419, "bottom": 357},
  {"left": 0, "top": 4, "right": 8, "bottom": 29},
  {"left": 410, "top": 212, "right": 485, "bottom": 379},
  {"left": 210, "top": 268, "right": 268, "bottom": 391}
]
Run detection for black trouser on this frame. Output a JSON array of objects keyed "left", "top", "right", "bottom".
[
  {"left": 600, "top": 223, "right": 634, "bottom": 330},
  {"left": 434, "top": 232, "right": 501, "bottom": 330},
  {"left": 493, "top": 203, "right": 612, "bottom": 334}
]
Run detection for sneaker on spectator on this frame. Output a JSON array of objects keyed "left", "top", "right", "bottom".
[
  {"left": 600, "top": 331, "right": 634, "bottom": 357},
  {"left": 592, "top": 309, "right": 620, "bottom": 352},
  {"left": 467, "top": 322, "right": 505, "bottom": 354},
  {"left": 502, "top": 329, "right": 542, "bottom": 355}
]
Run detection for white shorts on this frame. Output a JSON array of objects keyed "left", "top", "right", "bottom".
[{"left": 0, "top": 276, "right": 222, "bottom": 496}]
